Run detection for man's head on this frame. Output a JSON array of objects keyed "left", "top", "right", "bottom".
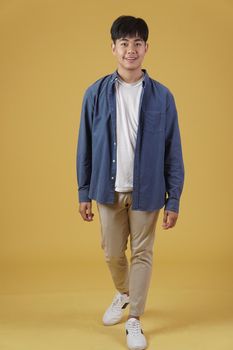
[
  {"left": 110, "top": 15, "right": 149, "bottom": 73},
  {"left": 110, "top": 15, "right": 149, "bottom": 44}
]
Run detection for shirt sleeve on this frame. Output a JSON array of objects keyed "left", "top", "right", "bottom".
[
  {"left": 76, "top": 87, "right": 95, "bottom": 203},
  {"left": 164, "top": 91, "right": 185, "bottom": 213}
]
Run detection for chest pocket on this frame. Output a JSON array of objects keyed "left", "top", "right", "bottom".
[{"left": 143, "top": 111, "right": 164, "bottom": 133}]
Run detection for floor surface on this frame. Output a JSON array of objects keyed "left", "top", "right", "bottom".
[{"left": 0, "top": 261, "right": 232, "bottom": 350}]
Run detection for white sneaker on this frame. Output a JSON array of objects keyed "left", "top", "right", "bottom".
[
  {"left": 102, "top": 291, "right": 130, "bottom": 325},
  {"left": 125, "top": 317, "right": 147, "bottom": 350}
]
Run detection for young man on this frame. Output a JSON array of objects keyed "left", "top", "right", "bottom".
[{"left": 76, "top": 15, "right": 185, "bottom": 350}]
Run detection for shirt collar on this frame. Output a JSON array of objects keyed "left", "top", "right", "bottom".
[{"left": 110, "top": 68, "right": 149, "bottom": 87}]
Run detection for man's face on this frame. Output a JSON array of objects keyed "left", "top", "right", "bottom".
[{"left": 111, "top": 35, "right": 148, "bottom": 71}]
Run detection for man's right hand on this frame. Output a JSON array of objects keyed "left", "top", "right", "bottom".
[{"left": 79, "top": 201, "right": 94, "bottom": 222}]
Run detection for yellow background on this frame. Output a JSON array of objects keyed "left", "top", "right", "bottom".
[{"left": 1, "top": 1, "right": 233, "bottom": 349}]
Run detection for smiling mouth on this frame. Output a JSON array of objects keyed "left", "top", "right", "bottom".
[{"left": 125, "top": 57, "right": 137, "bottom": 61}]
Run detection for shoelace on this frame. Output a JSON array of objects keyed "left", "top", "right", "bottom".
[
  {"left": 127, "top": 319, "right": 142, "bottom": 336},
  {"left": 110, "top": 294, "right": 125, "bottom": 313}
]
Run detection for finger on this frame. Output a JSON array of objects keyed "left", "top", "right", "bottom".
[
  {"left": 79, "top": 204, "right": 89, "bottom": 221},
  {"left": 167, "top": 216, "right": 176, "bottom": 228},
  {"left": 162, "top": 212, "right": 173, "bottom": 229},
  {"left": 86, "top": 204, "right": 94, "bottom": 221},
  {"left": 163, "top": 211, "right": 168, "bottom": 223},
  {"left": 80, "top": 207, "right": 88, "bottom": 221}
]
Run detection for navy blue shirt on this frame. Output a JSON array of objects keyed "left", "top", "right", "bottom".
[{"left": 76, "top": 69, "right": 185, "bottom": 213}]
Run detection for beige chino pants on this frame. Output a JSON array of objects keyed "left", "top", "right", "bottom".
[{"left": 96, "top": 191, "right": 160, "bottom": 317}]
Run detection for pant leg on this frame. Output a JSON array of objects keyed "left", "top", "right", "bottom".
[
  {"left": 127, "top": 194, "right": 160, "bottom": 316},
  {"left": 96, "top": 191, "right": 131, "bottom": 293}
]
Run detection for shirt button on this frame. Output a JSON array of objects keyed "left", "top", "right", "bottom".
[
  {"left": 114, "top": 142, "right": 116, "bottom": 146},
  {"left": 112, "top": 159, "right": 115, "bottom": 163},
  {"left": 111, "top": 176, "right": 114, "bottom": 180}
]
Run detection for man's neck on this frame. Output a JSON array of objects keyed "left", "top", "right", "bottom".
[{"left": 116, "top": 67, "right": 144, "bottom": 84}]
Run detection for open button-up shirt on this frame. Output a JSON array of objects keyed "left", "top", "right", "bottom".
[{"left": 76, "top": 69, "right": 185, "bottom": 213}]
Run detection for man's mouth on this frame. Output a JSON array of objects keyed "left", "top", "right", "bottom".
[{"left": 125, "top": 57, "right": 137, "bottom": 62}]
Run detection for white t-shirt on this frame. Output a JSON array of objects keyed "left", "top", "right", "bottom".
[{"left": 114, "top": 74, "right": 144, "bottom": 192}]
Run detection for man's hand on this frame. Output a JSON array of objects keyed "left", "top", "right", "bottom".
[
  {"left": 79, "top": 201, "right": 94, "bottom": 222},
  {"left": 162, "top": 209, "right": 178, "bottom": 229}
]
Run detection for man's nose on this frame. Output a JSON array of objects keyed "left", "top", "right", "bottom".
[{"left": 127, "top": 44, "right": 136, "bottom": 53}]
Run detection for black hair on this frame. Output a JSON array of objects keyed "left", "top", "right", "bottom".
[{"left": 110, "top": 15, "right": 149, "bottom": 44}]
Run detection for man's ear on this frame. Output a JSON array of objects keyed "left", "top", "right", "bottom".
[
  {"left": 145, "top": 42, "right": 149, "bottom": 52},
  {"left": 111, "top": 41, "right": 116, "bottom": 55}
]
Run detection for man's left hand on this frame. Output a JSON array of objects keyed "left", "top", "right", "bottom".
[{"left": 162, "top": 210, "right": 178, "bottom": 229}]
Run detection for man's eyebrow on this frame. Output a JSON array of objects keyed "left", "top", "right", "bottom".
[{"left": 119, "top": 38, "right": 143, "bottom": 42}]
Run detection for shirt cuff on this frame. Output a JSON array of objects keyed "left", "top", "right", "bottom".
[
  {"left": 78, "top": 189, "right": 91, "bottom": 203},
  {"left": 164, "top": 197, "right": 180, "bottom": 213}
]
